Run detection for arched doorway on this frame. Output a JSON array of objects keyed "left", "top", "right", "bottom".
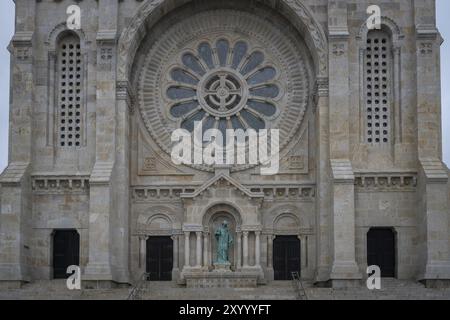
[
  {"left": 273, "top": 236, "right": 301, "bottom": 280},
  {"left": 367, "top": 228, "right": 396, "bottom": 278},
  {"left": 53, "top": 230, "right": 80, "bottom": 279}
]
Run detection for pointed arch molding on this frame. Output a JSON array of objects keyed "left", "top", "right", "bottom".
[{"left": 117, "top": 0, "right": 328, "bottom": 82}]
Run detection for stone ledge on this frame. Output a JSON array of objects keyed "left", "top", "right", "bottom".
[
  {"left": 330, "top": 159, "right": 355, "bottom": 183},
  {"left": 419, "top": 158, "right": 448, "bottom": 183},
  {"left": 0, "top": 162, "right": 29, "bottom": 185}
]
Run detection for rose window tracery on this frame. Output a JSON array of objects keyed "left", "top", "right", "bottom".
[
  {"left": 137, "top": 10, "right": 313, "bottom": 171},
  {"left": 166, "top": 39, "right": 280, "bottom": 133}
]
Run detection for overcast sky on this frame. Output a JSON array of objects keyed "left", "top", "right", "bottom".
[{"left": 0, "top": 1, "right": 449, "bottom": 172}]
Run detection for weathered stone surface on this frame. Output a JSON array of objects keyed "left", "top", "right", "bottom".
[{"left": 0, "top": 0, "right": 449, "bottom": 296}]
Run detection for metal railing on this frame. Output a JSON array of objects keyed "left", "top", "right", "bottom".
[
  {"left": 127, "top": 273, "right": 150, "bottom": 300},
  {"left": 291, "top": 271, "right": 308, "bottom": 300}
]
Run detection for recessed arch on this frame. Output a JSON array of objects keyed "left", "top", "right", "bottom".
[
  {"left": 46, "top": 22, "right": 88, "bottom": 52},
  {"left": 357, "top": 16, "right": 404, "bottom": 45},
  {"left": 202, "top": 202, "right": 243, "bottom": 229},
  {"left": 117, "top": 0, "right": 328, "bottom": 83},
  {"left": 137, "top": 206, "right": 178, "bottom": 234},
  {"left": 273, "top": 212, "right": 300, "bottom": 235}
]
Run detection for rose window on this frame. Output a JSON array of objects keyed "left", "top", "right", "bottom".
[
  {"left": 166, "top": 39, "right": 280, "bottom": 133},
  {"left": 137, "top": 9, "right": 312, "bottom": 171}
]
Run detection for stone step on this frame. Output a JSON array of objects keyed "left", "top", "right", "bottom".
[{"left": 1, "top": 279, "right": 450, "bottom": 300}]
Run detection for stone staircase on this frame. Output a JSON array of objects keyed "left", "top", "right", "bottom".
[
  {"left": 306, "top": 279, "right": 450, "bottom": 300},
  {"left": 0, "top": 280, "right": 129, "bottom": 300},
  {"left": 1, "top": 278, "right": 450, "bottom": 300},
  {"left": 140, "top": 281, "right": 298, "bottom": 300}
]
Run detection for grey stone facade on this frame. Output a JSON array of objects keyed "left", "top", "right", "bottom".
[{"left": 0, "top": 0, "right": 449, "bottom": 289}]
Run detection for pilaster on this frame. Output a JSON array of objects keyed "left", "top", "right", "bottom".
[
  {"left": 85, "top": 0, "right": 129, "bottom": 286},
  {"left": 413, "top": 0, "right": 450, "bottom": 287},
  {"left": 327, "top": 0, "right": 361, "bottom": 286},
  {"left": 0, "top": 0, "right": 36, "bottom": 287}
]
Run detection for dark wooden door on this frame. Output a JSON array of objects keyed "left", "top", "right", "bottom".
[
  {"left": 53, "top": 230, "right": 80, "bottom": 279},
  {"left": 367, "top": 228, "right": 396, "bottom": 277},
  {"left": 146, "top": 237, "right": 173, "bottom": 281},
  {"left": 273, "top": 236, "right": 301, "bottom": 280}
]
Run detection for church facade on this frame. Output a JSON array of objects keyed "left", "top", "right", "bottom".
[{"left": 1, "top": 0, "right": 450, "bottom": 289}]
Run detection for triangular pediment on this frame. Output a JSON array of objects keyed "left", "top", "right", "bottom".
[{"left": 180, "top": 173, "right": 264, "bottom": 200}]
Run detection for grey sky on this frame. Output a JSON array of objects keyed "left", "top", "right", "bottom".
[{"left": 0, "top": 1, "right": 449, "bottom": 171}]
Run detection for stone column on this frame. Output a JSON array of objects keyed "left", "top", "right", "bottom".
[
  {"left": 195, "top": 232, "right": 202, "bottom": 268},
  {"left": 315, "top": 78, "right": 331, "bottom": 283},
  {"left": 236, "top": 232, "right": 242, "bottom": 270},
  {"left": 139, "top": 236, "right": 147, "bottom": 269},
  {"left": 255, "top": 232, "right": 261, "bottom": 268},
  {"left": 184, "top": 232, "right": 190, "bottom": 269},
  {"left": 299, "top": 235, "right": 307, "bottom": 271},
  {"left": 171, "top": 235, "right": 179, "bottom": 271},
  {"left": 267, "top": 235, "right": 274, "bottom": 268},
  {"left": 242, "top": 232, "right": 249, "bottom": 268},
  {"left": 203, "top": 232, "right": 209, "bottom": 268}
]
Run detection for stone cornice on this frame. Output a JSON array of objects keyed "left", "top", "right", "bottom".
[
  {"left": 32, "top": 176, "right": 90, "bottom": 195},
  {"left": 0, "top": 162, "right": 30, "bottom": 185},
  {"left": 330, "top": 159, "right": 355, "bottom": 184},
  {"left": 90, "top": 161, "right": 115, "bottom": 186},
  {"left": 96, "top": 29, "right": 118, "bottom": 45},
  {"left": 419, "top": 158, "right": 448, "bottom": 183}
]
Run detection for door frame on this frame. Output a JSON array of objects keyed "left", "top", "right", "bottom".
[
  {"left": 366, "top": 227, "right": 397, "bottom": 278},
  {"left": 273, "top": 235, "right": 301, "bottom": 280},
  {"left": 146, "top": 236, "right": 173, "bottom": 281},
  {"left": 52, "top": 229, "right": 80, "bottom": 279}
]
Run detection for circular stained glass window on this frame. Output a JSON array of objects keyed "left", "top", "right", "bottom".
[
  {"left": 137, "top": 9, "right": 312, "bottom": 172},
  {"left": 166, "top": 39, "right": 280, "bottom": 133}
]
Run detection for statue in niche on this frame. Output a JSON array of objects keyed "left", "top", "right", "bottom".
[{"left": 215, "top": 221, "right": 233, "bottom": 264}]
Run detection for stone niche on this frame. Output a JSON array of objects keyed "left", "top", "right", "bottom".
[{"left": 180, "top": 173, "right": 265, "bottom": 287}]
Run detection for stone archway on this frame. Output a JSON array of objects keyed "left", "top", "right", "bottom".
[{"left": 117, "top": 0, "right": 328, "bottom": 84}]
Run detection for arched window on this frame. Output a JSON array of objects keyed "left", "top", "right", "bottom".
[
  {"left": 364, "top": 30, "right": 392, "bottom": 144},
  {"left": 56, "top": 33, "right": 83, "bottom": 148}
]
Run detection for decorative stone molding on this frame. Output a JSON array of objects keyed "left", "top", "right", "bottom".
[
  {"left": 117, "top": 0, "right": 328, "bottom": 82},
  {"left": 357, "top": 16, "right": 405, "bottom": 43},
  {"left": 330, "top": 159, "right": 355, "bottom": 184},
  {"left": 181, "top": 174, "right": 264, "bottom": 201},
  {"left": 136, "top": 9, "right": 312, "bottom": 172},
  {"left": 10, "top": 32, "right": 33, "bottom": 64},
  {"left": 31, "top": 175, "right": 90, "bottom": 195},
  {"left": 133, "top": 186, "right": 197, "bottom": 202},
  {"left": 419, "top": 42, "right": 433, "bottom": 56},
  {"left": 420, "top": 158, "right": 449, "bottom": 183},
  {"left": 90, "top": 162, "right": 114, "bottom": 186},
  {"left": 116, "top": 81, "right": 136, "bottom": 113},
  {"left": 332, "top": 43, "right": 345, "bottom": 56},
  {"left": 0, "top": 163, "right": 30, "bottom": 186},
  {"left": 354, "top": 172, "right": 417, "bottom": 192},
  {"left": 249, "top": 186, "right": 315, "bottom": 201},
  {"left": 182, "top": 224, "right": 204, "bottom": 232},
  {"left": 45, "top": 22, "right": 88, "bottom": 50}
]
